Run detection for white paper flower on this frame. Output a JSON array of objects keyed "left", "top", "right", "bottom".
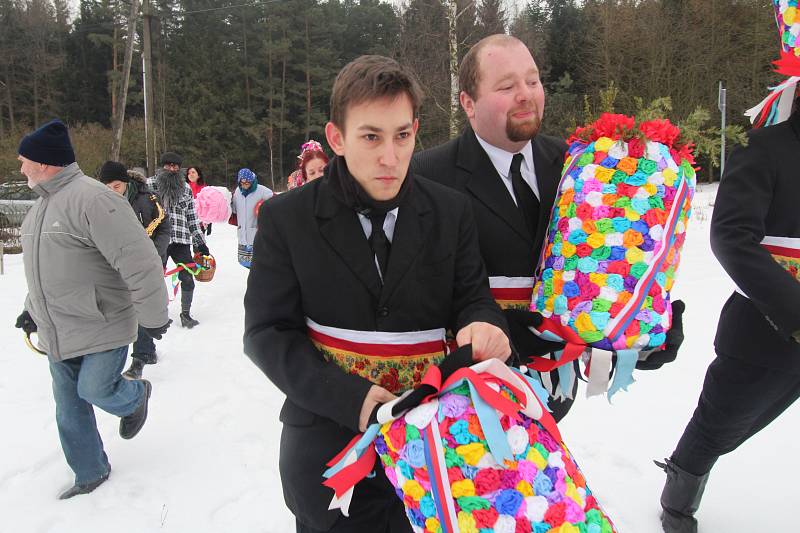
[
  {"left": 494, "top": 515, "right": 517, "bottom": 533},
  {"left": 585, "top": 191, "right": 603, "bottom": 207},
  {"left": 524, "top": 495, "right": 550, "bottom": 522},
  {"left": 506, "top": 425, "right": 529, "bottom": 455},
  {"left": 547, "top": 450, "right": 565, "bottom": 469},
  {"left": 607, "top": 141, "right": 628, "bottom": 159}
]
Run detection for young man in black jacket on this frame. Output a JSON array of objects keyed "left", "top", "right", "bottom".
[
  {"left": 99, "top": 161, "right": 171, "bottom": 379},
  {"left": 243, "top": 55, "right": 510, "bottom": 533},
  {"left": 658, "top": 101, "right": 800, "bottom": 533}
]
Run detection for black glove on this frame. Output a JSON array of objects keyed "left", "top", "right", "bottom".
[
  {"left": 142, "top": 319, "right": 172, "bottom": 340},
  {"left": 503, "top": 309, "right": 566, "bottom": 364},
  {"left": 15, "top": 310, "right": 37, "bottom": 335},
  {"left": 195, "top": 243, "right": 210, "bottom": 257},
  {"left": 636, "top": 300, "right": 686, "bottom": 371}
]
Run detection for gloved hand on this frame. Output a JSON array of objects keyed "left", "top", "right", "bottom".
[
  {"left": 142, "top": 319, "right": 172, "bottom": 340},
  {"left": 195, "top": 242, "right": 210, "bottom": 257},
  {"left": 503, "top": 309, "right": 566, "bottom": 364},
  {"left": 15, "top": 310, "right": 37, "bottom": 335},
  {"left": 636, "top": 300, "right": 686, "bottom": 370}
]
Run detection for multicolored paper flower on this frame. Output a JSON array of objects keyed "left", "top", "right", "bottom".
[
  {"left": 376, "top": 382, "right": 616, "bottom": 533},
  {"left": 533, "top": 114, "right": 696, "bottom": 352}
]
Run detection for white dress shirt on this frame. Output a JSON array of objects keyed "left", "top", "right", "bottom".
[
  {"left": 357, "top": 207, "right": 398, "bottom": 242},
  {"left": 474, "top": 134, "right": 540, "bottom": 205}
]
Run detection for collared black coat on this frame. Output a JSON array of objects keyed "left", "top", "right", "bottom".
[
  {"left": 411, "top": 128, "right": 567, "bottom": 280},
  {"left": 711, "top": 111, "right": 800, "bottom": 372},
  {"left": 243, "top": 172, "right": 506, "bottom": 530}
]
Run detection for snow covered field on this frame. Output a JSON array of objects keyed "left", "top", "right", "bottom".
[{"left": 1, "top": 183, "right": 796, "bottom": 533}]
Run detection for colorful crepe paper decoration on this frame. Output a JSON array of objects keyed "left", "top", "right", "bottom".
[
  {"left": 745, "top": 1, "right": 800, "bottom": 127},
  {"left": 529, "top": 114, "right": 695, "bottom": 397},
  {"left": 323, "top": 358, "right": 617, "bottom": 533}
]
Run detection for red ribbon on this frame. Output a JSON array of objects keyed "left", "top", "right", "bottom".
[
  {"left": 774, "top": 50, "right": 800, "bottom": 77},
  {"left": 322, "top": 446, "right": 377, "bottom": 498}
]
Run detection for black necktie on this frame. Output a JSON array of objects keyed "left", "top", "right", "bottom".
[
  {"left": 367, "top": 211, "right": 390, "bottom": 282},
  {"left": 510, "top": 153, "right": 540, "bottom": 238}
]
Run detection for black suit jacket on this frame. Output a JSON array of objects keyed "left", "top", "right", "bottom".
[
  {"left": 412, "top": 128, "right": 567, "bottom": 278},
  {"left": 243, "top": 173, "right": 505, "bottom": 529},
  {"left": 711, "top": 112, "right": 800, "bottom": 372}
]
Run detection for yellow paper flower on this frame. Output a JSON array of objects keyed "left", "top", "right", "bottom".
[
  {"left": 586, "top": 232, "right": 606, "bottom": 249},
  {"left": 643, "top": 183, "right": 657, "bottom": 195},
  {"left": 594, "top": 167, "right": 615, "bottom": 183},
  {"left": 624, "top": 208, "right": 641, "bottom": 221},
  {"left": 663, "top": 168, "right": 677, "bottom": 186},
  {"left": 625, "top": 247, "right": 644, "bottom": 264},
  {"left": 457, "top": 511, "right": 479, "bottom": 533},
  {"left": 516, "top": 480, "right": 534, "bottom": 497},
  {"left": 451, "top": 479, "right": 476, "bottom": 498},
  {"left": 575, "top": 312, "right": 596, "bottom": 332},
  {"left": 527, "top": 447, "right": 548, "bottom": 470},
  {"left": 548, "top": 524, "right": 580, "bottom": 533},
  {"left": 402, "top": 479, "right": 426, "bottom": 501},
  {"left": 594, "top": 137, "right": 614, "bottom": 152},
  {"left": 425, "top": 518, "right": 441, "bottom": 533},
  {"left": 784, "top": 6, "right": 796, "bottom": 25},
  {"left": 561, "top": 241, "right": 577, "bottom": 258},
  {"left": 456, "top": 443, "right": 486, "bottom": 466},
  {"left": 589, "top": 272, "right": 607, "bottom": 286},
  {"left": 565, "top": 482, "right": 583, "bottom": 506}
]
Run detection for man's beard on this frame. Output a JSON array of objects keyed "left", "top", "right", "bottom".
[{"left": 506, "top": 106, "right": 542, "bottom": 142}]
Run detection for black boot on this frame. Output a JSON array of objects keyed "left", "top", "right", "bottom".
[
  {"left": 120, "top": 380, "right": 152, "bottom": 439},
  {"left": 58, "top": 470, "right": 110, "bottom": 500},
  {"left": 180, "top": 289, "right": 199, "bottom": 328},
  {"left": 122, "top": 359, "right": 145, "bottom": 380},
  {"left": 655, "top": 458, "right": 710, "bottom": 533}
]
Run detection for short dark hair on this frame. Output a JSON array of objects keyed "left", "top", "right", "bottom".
[
  {"left": 330, "top": 55, "right": 423, "bottom": 130},
  {"left": 459, "top": 34, "right": 526, "bottom": 99}
]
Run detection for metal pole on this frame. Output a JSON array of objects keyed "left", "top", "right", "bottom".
[{"left": 718, "top": 80, "right": 727, "bottom": 178}]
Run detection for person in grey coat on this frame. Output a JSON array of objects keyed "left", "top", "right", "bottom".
[{"left": 13, "top": 120, "right": 171, "bottom": 499}]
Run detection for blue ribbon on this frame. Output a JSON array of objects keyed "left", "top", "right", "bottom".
[
  {"left": 322, "top": 424, "right": 381, "bottom": 480},
  {"left": 607, "top": 348, "right": 638, "bottom": 399}
]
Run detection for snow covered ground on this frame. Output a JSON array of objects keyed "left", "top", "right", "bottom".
[{"left": 1, "top": 182, "right": 796, "bottom": 533}]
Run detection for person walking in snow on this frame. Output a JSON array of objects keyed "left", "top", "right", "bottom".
[
  {"left": 229, "top": 167, "right": 272, "bottom": 268},
  {"left": 243, "top": 55, "right": 511, "bottom": 533},
  {"left": 657, "top": 95, "right": 800, "bottom": 533},
  {"left": 99, "top": 161, "right": 171, "bottom": 379},
  {"left": 13, "top": 120, "right": 170, "bottom": 499},
  {"left": 148, "top": 151, "right": 210, "bottom": 328}
]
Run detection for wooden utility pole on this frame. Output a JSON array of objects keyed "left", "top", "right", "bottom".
[
  {"left": 142, "top": 0, "right": 156, "bottom": 176},
  {"left": 447, "top": 0, "right": 459, "bottom": 139},
  {"left": 110, "top": 0, "right": 140, "bottom": 161}
]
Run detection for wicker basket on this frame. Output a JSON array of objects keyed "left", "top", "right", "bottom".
[{"left": 193, "top": 253, "right": 216, "bottom": 282}]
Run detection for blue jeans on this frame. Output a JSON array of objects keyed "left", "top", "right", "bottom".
[
  {"left": 49, "top": 346, "right": 146, "bottom": 484},
  {"left": 132, "top": 325, "right": 156, "bottom": 363}
]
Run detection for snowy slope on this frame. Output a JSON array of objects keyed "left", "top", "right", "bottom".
[{"left": 0, "top": 183, "right": 796, "bottom": 533}]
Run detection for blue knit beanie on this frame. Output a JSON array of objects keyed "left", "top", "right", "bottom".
[
  {"left": 238, "top": 168, "right": 256, "bottom": 182},
  {"left": 18, "top": 119, "right": 76, "bottom": 166}
]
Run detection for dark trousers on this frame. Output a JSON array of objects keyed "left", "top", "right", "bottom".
[
  {"left": 294, "top": 468, "right": 412, "bottom": 533},
  {"left": 672, "top": 353, "right": 800, "bottom": 476},
  {"left": 165, "top": 243, "right": 195, "bottom": 292},
  {"left": 131, "top": 325, "right": 157, "bottom": 361}
]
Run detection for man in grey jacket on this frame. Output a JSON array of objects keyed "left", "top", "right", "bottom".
[{"left": 13, "top": 120, "right": 171, "bottom": 499}]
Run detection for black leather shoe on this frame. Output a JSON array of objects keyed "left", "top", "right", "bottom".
[
  {"left": 58, "top": 470, "right": 110, "bottom": 500},
  {"left": 120, "top": 380, "right": 152, "bottom": 439}
]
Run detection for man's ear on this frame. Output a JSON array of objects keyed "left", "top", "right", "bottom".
[
  {"left": 460, "top": 91, "right": 475, "bottom": 120},
  {"left": 412, "top": 118, "right": 419, "bottom": 135},
  {"left": 325, "top": 122, "right": 345, "bottom": 156}
]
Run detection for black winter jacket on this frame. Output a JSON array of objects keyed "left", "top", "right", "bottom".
[{"left": 128, "top": 170, "right": 170, "bottom": 261}]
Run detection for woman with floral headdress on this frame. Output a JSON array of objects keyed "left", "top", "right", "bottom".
[
  {"left": 230, "top": 168, "right": 273, "bottom": 268},
  {"left": 287, "top": 140, "right": 329, "bottom": 189}
]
